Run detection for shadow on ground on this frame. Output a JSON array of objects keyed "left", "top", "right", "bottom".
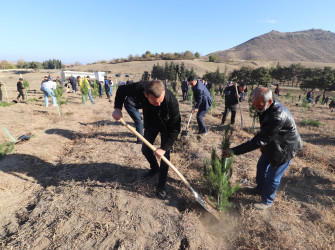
[{"left": 0, "top": 154, "right": 192, "bottom": 212}]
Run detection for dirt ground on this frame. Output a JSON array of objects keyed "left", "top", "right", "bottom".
[{"left": 0, "top": 70, "right": 334, "bottom": 249}]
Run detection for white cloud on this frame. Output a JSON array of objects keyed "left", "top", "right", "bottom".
[{"left": 258, "top": 18, "right": 278, "bottom": 24}]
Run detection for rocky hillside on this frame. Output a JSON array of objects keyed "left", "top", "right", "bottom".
[{"left": 210, "top": 29, "right": 335, "bottom": 62}]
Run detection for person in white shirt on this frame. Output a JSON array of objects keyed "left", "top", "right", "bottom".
[{"left": 41, "top": 76, "right": 57, "bottom": 107}]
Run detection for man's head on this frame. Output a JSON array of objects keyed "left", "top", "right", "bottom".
[
  {"left": 19, "top": 78, "right": 23, "bottom": 81},
  {"left": 187, "top": 76, "right": 197, "bottom": 87},
  {"left": 238, "top": 83, "right": 246, "bottom": 92},
  {"left": 252, "top": 87, "right": 273, "bottom": 114},
  {"left": 144, "top": 80, "right": 166, "bottom": 106}
]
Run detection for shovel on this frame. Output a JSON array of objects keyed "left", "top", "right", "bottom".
[
  {"left": 181, "top": 111, "right": 193, "bottom": 137},
  {"left": 119, "top": 117, "right": 212, "bottom": 213},
  {"left": 235, "top": 84, "right": 244, "bottom": 129}
]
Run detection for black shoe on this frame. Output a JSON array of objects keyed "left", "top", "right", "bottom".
[
  {"left": 245, "top": 187, "right": 262, "bottom": 196},
  {"left": 141, "top": 169, "right": 159, "bottom": 179},
  {"left": 156, "top": 187, "right": 166, "bottom": 199}
]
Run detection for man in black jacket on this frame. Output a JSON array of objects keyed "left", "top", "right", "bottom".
[
  {"left": 17, "top": 78, "right": 25, "bottom": 101},
  {"left": 112, "top": 80, "right": 181, "bottom": 198},
  {"left": 222, "top": 83, "right": 246, "bottom": 125},
  {"left": 181, "top": 79, "right": 189, "bottom": 101},
  {"left": 222, "top": 87, "right": 302, "bottom": 210}
]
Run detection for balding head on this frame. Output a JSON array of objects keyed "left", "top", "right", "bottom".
[{"left": 252, "top": 87, "right": 273, "bottom": 113}]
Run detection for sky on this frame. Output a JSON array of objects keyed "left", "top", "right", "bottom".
[{"left": 1, "top": 0, "right": 335, "bottom": 64}]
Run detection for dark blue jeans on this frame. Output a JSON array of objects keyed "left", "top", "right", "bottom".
[
  {"left": 197, "top": 105, "right": 210, "bottom": 133},
  {"left": 256, "top": 153, "right": 291, "bottom": 205},
  {"left": 141, "top": 127, "right": 170, "bottom": 189},
  {"left": 124, "top": 98, "right": 143, "bottom": 141}
]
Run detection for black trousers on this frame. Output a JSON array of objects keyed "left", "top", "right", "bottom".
[
  {"left": 222, "top": 105, "right": 237, "bottom": 124},
  {"left": 141, "top": 127, "right": 170, "bottom": 189},
  {"left": 17, "top": 89, "right": 25, "bottom": 100},
  {"left": 104, "top": 85, "right": 110, "bottom": 98}
]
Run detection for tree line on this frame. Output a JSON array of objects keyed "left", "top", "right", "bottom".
[
  {"left": 0, "top": 59, "right": 63, "bottom": 70},
  {"left": 229, "top": 63, "right": 335, "bottom": 95},
  {"left": 143, "top": 62, "right": 335, "bottom": 96},
  {"left": 142, "top": 62, "right": 197, "bottom": 81},
  {"left": 104, "top": 51, "right": 200, "bottom": 64}
]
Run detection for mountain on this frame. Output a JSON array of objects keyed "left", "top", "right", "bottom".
[{"left": 209, "top": 29, "right": 335, "bottom": 63}]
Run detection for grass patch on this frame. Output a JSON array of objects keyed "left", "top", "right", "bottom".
[
  {"left": 301, "top": 119, "right": 322, "bottom": 127},
  {"left": 0, "top": 142, "right": 15, "bottom": 160},
  {"left": 0, "top": 101, "right": 14, "bottom": 107},
  {"left": 28, "top": 98, "right": 38, "bottom": 102}
]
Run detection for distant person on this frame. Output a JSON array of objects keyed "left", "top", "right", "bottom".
[
  {"left": 171, "top": 81, "right": 177, "bottom": 93},
  {"left": 274, "top": 84, "right": 280, "bottom": 96},
  {"left": 181, "top": 79, "right": 189, "bottom": 101},
  {"left": 41, "top": 76, "right": 57, "bottom": 107},
  {"left": 315, "top": 95, "right": 321, "bottom": 105},
  {"left": 187, "top": 76, "right": 212, "bottom": 135},
  {"left": 104, "top": 76, "right": 111, "bottom": 100},
  {"left": 306, "top": 90, "right": 314, "bottom": 104},
  {"left": 17, "top": 77, "right": 25, "bottom": 101},
  {"left": 324, "top": 96, "right": 329, "bottom": 105},
  {"left": 78, "top": 76, "right": 94, "bottom": 104},
  {"left": 163, "top": 79, "right": 168, "bottom": 88},
  {"left": 48, "top": 73, "right": 53, "bottom": 81},
  {"left": 55, "top": 76, "right": 61, "bottom": 86},
  {"left": 126, "top": 78, "right": 132, "bottom": 85},
  {"left": 321, "top": 93, "right": 326, "bottom": 105},
  {"left": 68, "top": 74, "right": 77, "bottom": 93},
  {"left": 219, "top": 84, "right": 224, "bottom": 95},
  {"left": 108, "top": 77, "right": 114, "bottom": 96},
  {"left": 222, "top": 83, "right": 246, "bottom": 125},
  {"left": 0, "top": 81, "right": 3, "bottom": 101},
  {"left": 329, "top": 100, "right": 335, "bottom": 112}
]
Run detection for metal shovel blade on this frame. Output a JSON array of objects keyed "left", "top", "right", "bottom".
[{"left": 189, "top": 186, "right": 211, "bottom": 213}]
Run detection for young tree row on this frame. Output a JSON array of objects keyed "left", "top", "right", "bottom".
[{"left": 144, "top": 62, "right": 196, "bottom": 82}]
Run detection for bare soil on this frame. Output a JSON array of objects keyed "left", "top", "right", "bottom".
[{"left": 0, "top": 70, "right": 334, "bottom": 249}]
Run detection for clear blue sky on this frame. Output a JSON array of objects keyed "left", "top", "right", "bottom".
[{"left": 1, "top": 0, "right": 334, "bottom": 64}]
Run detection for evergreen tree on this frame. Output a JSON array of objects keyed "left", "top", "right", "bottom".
[{"left": 203, "top": 126, "right": 240, "bottom": 211}]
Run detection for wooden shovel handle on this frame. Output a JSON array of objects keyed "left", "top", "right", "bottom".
[{"left": 119, "top": 118, "right": 192, "bottom": 189}]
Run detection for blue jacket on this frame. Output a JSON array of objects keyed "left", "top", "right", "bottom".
[{"left": 192, "top": 80, "right": 212, "bottom": 110}]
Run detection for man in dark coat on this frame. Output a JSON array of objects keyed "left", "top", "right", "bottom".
[
  {"left": 68, "top": 75, "right": 77, "bottom": 93},
  {"left": 187, "top": 76, "right": 212, "bottom": 134},
  {"left": 17, "top": 78, "right": 25, "bottom": 101},
  {"left": 181, "top": 79, "right": 189, "bottom": 101},
  {"left": 222, "top": 87, "right": 302, "bottom": 210},
  {"left": 0, "top": 81, "right": 3, "bottom": 101},
  {"left": 222, "top": 83, "right": 246, "bottom": 125},
  {"left": 112, "top": 80, "right": 181, "bottom": 198}
]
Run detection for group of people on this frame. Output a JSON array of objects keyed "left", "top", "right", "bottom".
[
  {"left": 306, "top": 89, "right": 331, "bottom": 105},
  {"left": 112, "top": 78, "right": 302, "bottom": 210}
]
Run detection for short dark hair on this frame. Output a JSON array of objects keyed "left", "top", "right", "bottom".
[
  {"left": 19, "top": 78, "right": 23, "bottom": 80},
  {"left": 187, "top": 76, "right": 196, "bottom": 82},
  {"left": 144, "top": 80, "right": 165, "bottom": 98},
  {"left": 239, "top": 83, "right": 246, "bottom": 88}
]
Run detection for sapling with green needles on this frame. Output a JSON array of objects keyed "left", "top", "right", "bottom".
[{"left": 203, "top": 125, "right": 240, "bottom": 211}]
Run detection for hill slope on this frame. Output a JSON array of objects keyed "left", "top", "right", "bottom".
[{"left": 210, "top": 29, "right": 335, "bottom": 62}]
